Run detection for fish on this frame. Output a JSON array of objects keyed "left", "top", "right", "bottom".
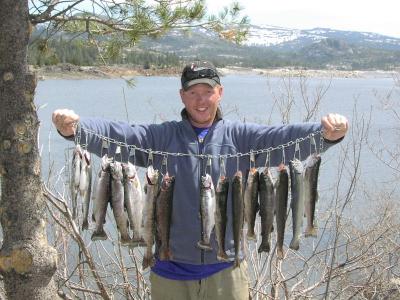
[
  {"left": 110, "top": 161, "right": 132, "bottom": 246},
  {"left": 258, "top": 167, "right": 275, "bottom": 253},
  {"left": 122, "top": 162, "right": 145, "bottom": 246},
  {"left": 71, "top": 145, "right": 82, "bottom": 219},
  {"left": 232, "top": 170, "right": 244, "bottom": 267},
  {"left": 79, "top": 149, "right": 90, "bottom": 197},
  {"left": 91, "top": 154, "right": 112, "bottom": 241},
  {"left": 142, "top": 165, "right": 160, "bottom": 270},
  {"left": 289, "top": 159, "right": 305, "bottom": 250},
  {"left": 275, "top": 164, "right": 289, "bottom": 259},
  {"left": 304, "top": 154, "right": 321, "bottom": 238},
  {"left": 81, "top": 150, "right": 92, "bottom": 231},
  {"left": 244, "top": 167, "right": 259, "bottom": 241},
  {"left": 197, "top": 173, "right": 216, "bottom": 251},
  {"left": 214, "top": 175, "right": 229, "bottom": 261},
  {"left": 155, "top": 172, "right": 175, "bottom": 260}
]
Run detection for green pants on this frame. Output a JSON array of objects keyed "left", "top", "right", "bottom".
[{"left": 150, "top": 261, "right": 250, "bottom": 300}]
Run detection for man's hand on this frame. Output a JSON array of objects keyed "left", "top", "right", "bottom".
[
  {"left": 52, "top": 109, "right": 80, "bottom": 137},
  {"left": 321, "top": 113, "right": 349, "bottom": 141}
]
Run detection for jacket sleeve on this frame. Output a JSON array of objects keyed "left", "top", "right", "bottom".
[
  {"left": 232, "top": 122, "right": 340, "bottom": 167},
  {"left": 76, "top": 117, "right": 162, "bottom": 167}
]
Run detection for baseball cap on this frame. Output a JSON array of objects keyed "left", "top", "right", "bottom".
[{"left": 181, "top": 61, "right": 221, "bottom": 90}]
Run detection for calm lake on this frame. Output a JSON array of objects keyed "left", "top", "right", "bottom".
[{"left": 35, "top": 74, "right": 400, "bottom": 192}]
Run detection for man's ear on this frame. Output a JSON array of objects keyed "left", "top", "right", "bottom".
[{"left": 218, "top": 85, "right": 224, "bottom": 99}]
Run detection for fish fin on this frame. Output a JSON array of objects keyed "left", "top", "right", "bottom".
[
  {"left": 91, "top": 230, "right": 108, "bottom": 241},
  {"left": 276, "top": 248, "right": 284, "bottom": 260},
  {"left": 305, "top": 227, "right": 317, "bottom": 238}
]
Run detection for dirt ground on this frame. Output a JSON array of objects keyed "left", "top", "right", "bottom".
[{"left": 31, "top": 63, "right": 399, "bottom": 80}]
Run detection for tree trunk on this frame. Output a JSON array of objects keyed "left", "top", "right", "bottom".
[{"left": 0, "top": 0, "right": 59, "bottom": 298}]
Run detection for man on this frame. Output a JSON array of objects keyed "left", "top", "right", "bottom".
[{"left": 53, "top": 61, "right": 348, "bottom": 300}]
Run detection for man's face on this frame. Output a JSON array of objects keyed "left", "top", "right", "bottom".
[{"left": 180, "top": 83, "right": 223, "bottom": 128}]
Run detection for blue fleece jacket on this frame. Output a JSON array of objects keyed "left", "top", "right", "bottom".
[{"left": 77, "top": 109, "right": 334, "bottom": 265}]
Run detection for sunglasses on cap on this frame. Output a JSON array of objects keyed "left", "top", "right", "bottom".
[{"left": 182, "top": 67, "right": 219, "bottom": 81}]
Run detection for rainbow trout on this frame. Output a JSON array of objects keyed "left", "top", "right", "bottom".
[
  {"left": 122, "top": 162, "right": 145, "bottom": 245},
  {"left": 156, "top": 172, "right": 175, "bottom": 260},
  {"left": 275, "top": 165, "right": 289, "bottom": 259},
  {"left": 81, "top": 150, "right": 92, "bottom": 231},
  {"left": 110, "top": 161, "right": 132, "bottom": 246},
  {"left": 258, "top": 168, "right": 275, "bottom": 253},
  {"left": 142, "top": 165, "right": 159, "bottom": 269},
  {"left": 198, "top": 173, "right": 216, "bottom": 251},
  {"left": 289, "top": 159, "right": 305, "bottom": 250},
  {"left": 71, "top": 145, "right": 82, "bottom": 219},
  {"left": 214, "top": 175, "right": 229, "bottom": 261},
  {"left": 244, "top": 168, "right": 259, "bottom": 241},
  {"left": 304, "top": 154, "right": 321, "bottom": 237},
  {"left": 91, "top": 154, "right": 112, "bottom": 241},
  {"left": 232, "top": 171, "right": 244, "bottom": 267}
]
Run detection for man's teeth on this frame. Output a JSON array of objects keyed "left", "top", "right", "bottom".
[{"left": 197, "top": 108, "right": 207, "bottom": 112}]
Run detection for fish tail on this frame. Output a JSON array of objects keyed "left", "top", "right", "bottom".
[
  {"left": 120, "top": 236, "right": 132, "bottom": 246},
  {"left": 197, "top": 241, "right": 213, "bottom": 251},
  {"left": 91, "top": 229, "right": 108, "bottom": 241},
  {"left": 217, "top": 252, "right": 229, "bottom": 262},
  {"left": 142, "top": 255, "right": 154, "bottom": 270},
  {"left": 289, "top": 238, "right": 300, "bottom": 250},
  {"left": 305, "top": 226, "right": 317, "bottom": 238},
  {"left": 258, "top": 240, "right": 271, "bottom": 253},
  {"left": 82, "top": 219, "right": 89, "bottom": 231},
  {"left": 158, "top": 247, "right": 171, "bottom": 260},
  {"left": 130, "top": 237, "right": 146, "bottom": 248},
  {"left": 234, "top": 257, "right": 241, "bottom": 268},
  {"left": 246, "top": 229, "right": 257, "bottom": 241}
]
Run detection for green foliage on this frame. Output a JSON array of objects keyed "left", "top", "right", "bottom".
[{"left": 28, "top": 37, "right": 98, "bottom": 66}]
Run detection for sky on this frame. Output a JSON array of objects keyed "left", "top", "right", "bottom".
[{"left": 206, "top": 0, "right": 400, "bottom": 38}]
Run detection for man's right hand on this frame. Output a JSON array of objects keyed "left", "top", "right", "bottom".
[{"left": 52, "top": 109, "right": 80, "bottom": 137}]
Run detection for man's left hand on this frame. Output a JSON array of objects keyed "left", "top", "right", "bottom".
[{"left": 321, "top": 113, "right": 349, "bottom": 141}]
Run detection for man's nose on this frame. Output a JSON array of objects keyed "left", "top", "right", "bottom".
[{"left": 195, "top": 94, "right": 208, "bottom": 102}]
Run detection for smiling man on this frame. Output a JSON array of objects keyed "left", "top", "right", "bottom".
[{"left": 52, "top": 61, "right": 348, "bottom": 300}]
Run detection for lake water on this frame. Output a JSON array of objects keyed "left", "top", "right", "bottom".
[
  {"left": 35, "top": 74, "right": 400, "bottom": 190},
  {"left": 33, "top": 74, "right": 400, "bottom": 297}
]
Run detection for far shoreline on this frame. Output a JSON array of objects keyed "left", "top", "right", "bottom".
[{"left": 32, "top": 64, "right": 400, "bottom": 80}]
